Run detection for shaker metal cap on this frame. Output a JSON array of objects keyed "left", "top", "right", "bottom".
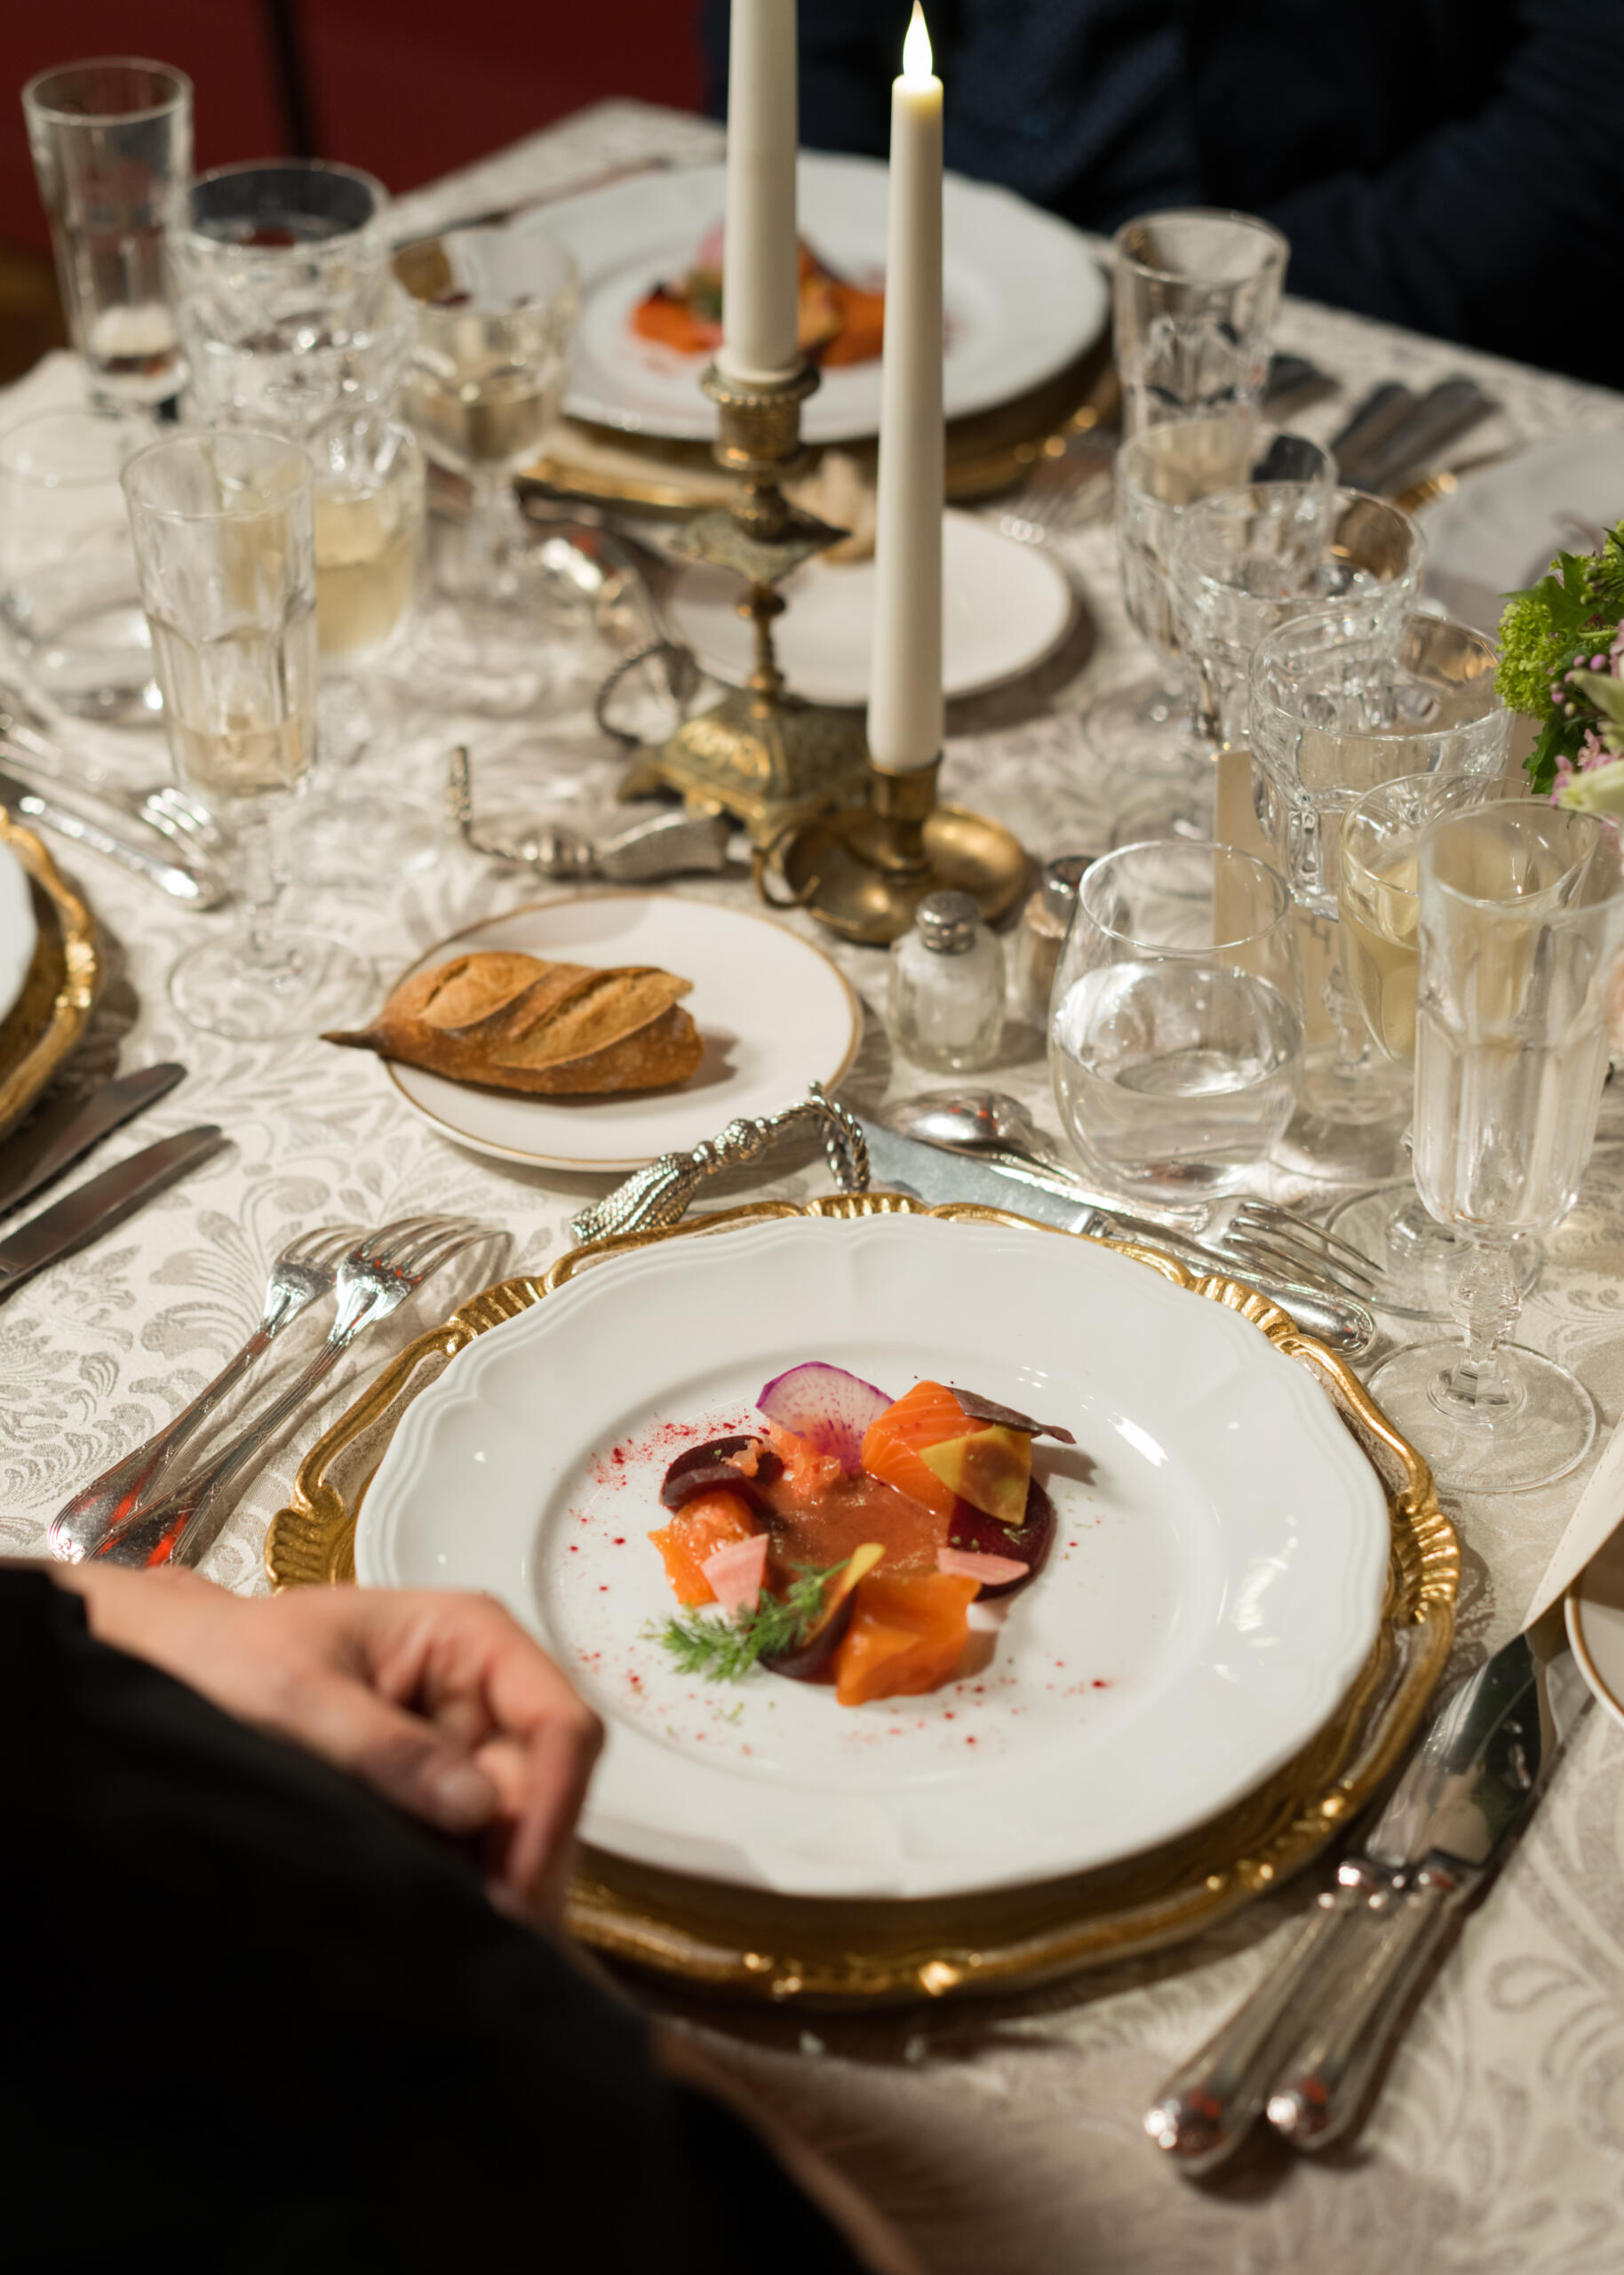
[
  {"left": 917, "top": 890, "right": 981, "bottom": 954},
  {"left": 1039, "top": 852, "right": 1100, "bottom": 926}
]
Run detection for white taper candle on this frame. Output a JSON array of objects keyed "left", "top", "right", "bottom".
[
  {"left": 719, "top": 0, "right": 800, "bottom": 385},
  {"left": 866, "top": 2, "right": 943, "bottom": 774}
]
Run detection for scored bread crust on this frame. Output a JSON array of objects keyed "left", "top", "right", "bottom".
[{"left": 324, "top": 950, "right": 705, "bottom": 1095}]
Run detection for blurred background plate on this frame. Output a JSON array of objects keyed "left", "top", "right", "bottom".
[
  {"left": 1426, "top": 433, "right": 1624, "bottom": 635},
  {"left": 1568, "top": 1526, "right": 1624, "bottom": 1738}
]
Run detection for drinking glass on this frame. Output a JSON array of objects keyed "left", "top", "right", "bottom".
[
  {"left": 1111, "top": 210, "right": 1287, "bottom": 436},
  {"left": 1249, "top": 610, "right": 1509, "bottom": 1175},
  {"left": 1048, "top": 838, "right": 1304, "bottom": 1204},
  {"left": 121, "top": 429, "right": 370, "bottom": 1040},
  {"left": 0, "top": 410, "right": 158, "bottom": 721},
  {"left": 398, "top": 225, "right": 580, "bottom": 710},
  {"left": 1368, "top": 802, "right": 1624, "bottom": 1493},
  {"left": 22, "top": 58, "right": 192, "bottom": 411},
  {"left": 1084, "top": 413, "right": 1331, "bottom": 834},
  {"left": 175, "top": 161, "right": 404, "bottom": 440}
]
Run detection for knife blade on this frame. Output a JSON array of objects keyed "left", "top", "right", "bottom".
[
  {"left": 0, "top": 1063, "right": 187, "bottom": 1221},
  {"left": 0, "top": 765, "right": 227, "bottom": 908},
  {"left": 0, "top": 1125, "right": 225, "bottom": 1300}
]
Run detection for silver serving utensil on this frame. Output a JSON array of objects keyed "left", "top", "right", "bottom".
[
  {"left": 0, "top": 1126, "right": 226, "bottom": 1304},
  {"left": 447, "top": 746, "right": 729, "bottom": 880},
  {"left": 87, "top": 1213, "right": 501, "bottom": 1569},
  {"left": 0, "top": 764, "right": 227, "bottom": 907},
  {"left": 1145, "top": 1622, "right": 1589, "bottom": 2172},
  {"left": 0, "top": 1062, "right": 186, "bottom": 1221},
  {"left": 47, "top": 1220, "right": 364, "bottom": 1563}
]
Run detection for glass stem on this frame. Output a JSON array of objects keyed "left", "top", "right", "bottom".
[
  {"left": 1435, "top": 1239, "right": 1524, "bottom": 1423},
  {"left": 234, "top": 803, "right": 281, "bottom": 962},
  {"left": 468, "top": 467, "right": 513, "bottom": 593},
  {"left": 1322, "top": 946, "right": 1373, "bottom": 1084}
]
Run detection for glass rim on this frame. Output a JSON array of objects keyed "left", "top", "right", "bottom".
[
  {"left": 1079, "top": 835, "right": 1295, "bottom": 956},
  {"left": 402, "top": 224, "right": 580, "bottom": 315},
  {"left": 1421, "top": 798, "right": 1620, "bottom": 918},
  {"left": 184, "top": 156, "right": 389, "bottom": 246},
  {"left": 1340, "top": 772, "right": 1510, "bottom": 897},
  {"left": 22, "top": 56, "right": 192, "bottom": 124},
  {"left": 1111, "top": 206, "right": 1289, "bottom": 286},
  {"left": 1250, "top": 605, "right": 1501, "bottom": 738},
  {"left": 120, "top": 426, "right": 313, "bottom": 522}
]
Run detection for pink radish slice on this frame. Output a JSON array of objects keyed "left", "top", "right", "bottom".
[
  {"left": 756, "top": 1362, "right": 893, "bottom": 1471},
  {"left": 945, "top": 1479, "right": 1056, "bottom": 1598},
  {"left": 938, "top": 1545, "right": 1030, "bottom": 1586},
  {"left": 701, "top": 1533, "right": 769, "bottom": 1614}
]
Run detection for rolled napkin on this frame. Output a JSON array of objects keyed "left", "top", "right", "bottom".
[{"left": 1526, "top": 1417, "right": 1624, "bottom": 1626}]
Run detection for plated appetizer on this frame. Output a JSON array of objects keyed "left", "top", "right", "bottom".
[
  {"left": 648, "top": 1364, "right": 1081, "bottom": 1705},
  {"left": 633, "top": 228, "right": 885, "bottom": 368}
]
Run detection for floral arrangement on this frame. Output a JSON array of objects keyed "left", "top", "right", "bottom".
[{"left": 1497, "top": 520, "right": 1624, "bottom": 809}]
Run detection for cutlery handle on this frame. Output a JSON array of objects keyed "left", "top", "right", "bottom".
[
  {"left": 8, "top": 782, "right": 222, "bottom": 906},
  {"left": 1143, "top": 1888, "right": 1364, "bottom": 2174},
  {"left": 1266, "top": 1864, "right": 1463, "bottom": 2150}
]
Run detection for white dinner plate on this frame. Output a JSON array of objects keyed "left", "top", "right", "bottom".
[
  {"left": 1567, "top": 1524, "right": 1624, "bottom": 1738},
  {"left": 0, "top": 837, "right": 39, "bottom": 1030},
  {"left": 1426, "top": 434, "right": 1624, "bottom": 635},
  {"left": 669, "top": 510, "right": 1075, "bottom": 706},
  {"left": 381, "top": 891, "right": 861, "bottom": 1172},
  {"left": 357, "top": 1211, "right": 1391, "bottom": 1899},
  {"left": 529, "top": 151, "right": 1109, "bottom": 445}
]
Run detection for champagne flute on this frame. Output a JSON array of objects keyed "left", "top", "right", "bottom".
[{"left": 122, "top": 429, "right": 371, "bottom": 1040}]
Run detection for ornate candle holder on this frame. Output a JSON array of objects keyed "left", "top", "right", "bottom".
[{"left": 617, "top": 360, "right": 871, "bottom": 840}]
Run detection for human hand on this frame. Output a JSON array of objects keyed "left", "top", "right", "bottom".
[{"left": 58, "top": 1566, "right": 602, "bottom": 1921}]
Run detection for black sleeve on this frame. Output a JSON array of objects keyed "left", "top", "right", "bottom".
[{"left": 0, "top": 1570, "right": 864, "bottom": 2275}]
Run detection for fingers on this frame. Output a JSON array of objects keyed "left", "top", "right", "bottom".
[{"left": 280, "top": 1667, "right": 504, "bottom": 1836}]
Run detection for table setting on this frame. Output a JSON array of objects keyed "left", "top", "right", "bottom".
[{"left": 6, "top": 11, "right": 1624, "bottom": 2270}]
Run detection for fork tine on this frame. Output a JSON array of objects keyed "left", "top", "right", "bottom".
[
  {"left": 1218, "top": 1228, "right": 1381, "bottom": 1299},
  {"left": 357, "top": 1213, "right": 480, "bottom": 1266},
  {"left": 1235, "top": 1203, "right": 1382, "bottom": 1276},
  {"left": 287, "top": 1221, "right": 365, "bottom": 1263},
  {"left": 394, "top": 1225, "right": 496, "bottom": 1283}
]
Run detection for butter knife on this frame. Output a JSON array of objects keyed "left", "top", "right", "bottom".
[
  {"left": 0, "top": 766, "right": 227, "bottom": 908},
  {"left": 0, "top": 1062, "right": 187, "bottom": 1220},
  {"left": 0, "top": 1125, "right": 225, "bottom": 1301}
]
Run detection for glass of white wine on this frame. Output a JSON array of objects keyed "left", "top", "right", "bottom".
[
  {"left": 122, "top": 429, "right": 371, "bottom": 1040},
  {"left": 1369, "top": 801, "right": 1624, "bottom": 1494}
]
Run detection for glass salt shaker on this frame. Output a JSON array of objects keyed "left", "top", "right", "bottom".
[
  {"left": 1012, "top": 852, "right": 1103, "bottom": 1028},
  {"left": 888, "top": 890, "right": 1005, "bottom": 1071}
]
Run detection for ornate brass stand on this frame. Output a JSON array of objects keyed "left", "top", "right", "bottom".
[{"left": 617, "top": 361, "right": 871, "bottom": 841}]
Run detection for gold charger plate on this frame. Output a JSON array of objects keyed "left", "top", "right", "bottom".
[
  {"left": 0, "top": 811, "right": 100, "bottom": 1145},
  {"left": 266, "top": 1195, "right": 1457, "bottom": 2008}
]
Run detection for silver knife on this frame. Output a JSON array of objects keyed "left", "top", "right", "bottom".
[
  {"left": 1145, "top": 1623, "right": 1588, "bottom": 2172},
  {"left": 0, "top": 1125, "right": 226, "bottom": 1301},
  {"left": 0, "top": 766, "right": 227, "bottom": 908},
  {"left": 0, "top": 1063, "right": 187, "bottom": 1220}
]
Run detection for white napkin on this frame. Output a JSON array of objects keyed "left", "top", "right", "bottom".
[{"left": 1527, "top": 1419, "right": 1624, "bottom": 1624}]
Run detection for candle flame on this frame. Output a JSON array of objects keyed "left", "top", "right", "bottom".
[{"left": 902, "top": 1, "right": 934, "bottom": 82}]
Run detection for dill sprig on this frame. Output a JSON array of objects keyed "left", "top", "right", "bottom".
[{"left": 649, "top": 1560, "right": 848, "bottom": 1683}]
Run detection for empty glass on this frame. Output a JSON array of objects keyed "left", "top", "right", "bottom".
[
  {"left": 121, "top": 429, "right": 370, "bottom": 1040},
  {"left": 1111, "top": 210, "right": 1287, "bottom": 435},
  {"left": 22, "top": 58, "right": 192, "bottom": 410},
  {"left": 0, "top": 409, "right": 158, "bottom": 721},
  {"left": 1249, "top": 609, "right": 1509, "bottom": 1175},
  {"left": 1049, "top": 838, "right": 1304, "bottom": 1203},
  {"left": 1368, "top": 802, "right": 1624, "bottom": 1493}
]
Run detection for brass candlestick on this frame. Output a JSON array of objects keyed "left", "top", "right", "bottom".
[{"left": 617, "top": 360, "right": 871, "bottom": 840}]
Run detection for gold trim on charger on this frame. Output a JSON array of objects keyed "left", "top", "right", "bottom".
[
  {"left": 0, "top": 811, "right": 100, "bottom": 1144},
  {"left": 265, "top": 1195, "right": 1458, "bottom": 2006}
]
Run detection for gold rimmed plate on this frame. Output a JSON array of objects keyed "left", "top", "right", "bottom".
[
  {"left": 0, "top": 811, "right": 100, "bottom": 1145},
  {"left": 267, "top": 1197, "right": 1457, "bottom": 2004}
]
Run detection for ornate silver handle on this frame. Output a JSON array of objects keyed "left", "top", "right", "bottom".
[
  {"left": 569, "top": 1082, "right": 870, "bottom": 1246},
  {"left": 447, "top": 745, "right": 729, "bottom": 880}
]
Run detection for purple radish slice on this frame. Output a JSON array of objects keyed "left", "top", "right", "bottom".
[
  {"left": 944, "top": 1479, "right": 1055, "bottom": 1599},
  {"left": 659, "top": 1436, "right": 782, "bottom": 1519},
  {"left": 950, "top": 1386, "right": 1078, "bottom": 1446},
  {"left": 757, "top": 1362, "right": 893, "bottom": 1470},
  {"left": 762, "top": 1544, "right": 886, "bottom": 1682}
]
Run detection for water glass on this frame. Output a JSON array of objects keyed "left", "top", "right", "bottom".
[
  {"left": 1111, "top": 209, "right": 1287, "bottom": 435},
  {"left": 1048, "top": 838, "right": 1304, "bottom": 1203},
  {"left": 1369, "top": 802, "right": 1624, "bottom": 1493},
  {"left": 22, "top": 58, "right": 192, "bottom": 410},
  {"left": 121, "top": 428, "right": 370, "bottom": 1040},
  {"left": 0, "top": 409, "right": 157, "bottom": 720}
]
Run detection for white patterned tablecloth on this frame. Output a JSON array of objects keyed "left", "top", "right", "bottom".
[{"left": 6, "top": 100, "right": 1624, "bottom": 2275}]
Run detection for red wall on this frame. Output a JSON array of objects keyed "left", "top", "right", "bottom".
[{"left": 0, "top": 2, "right": 705, "bottom": 250}]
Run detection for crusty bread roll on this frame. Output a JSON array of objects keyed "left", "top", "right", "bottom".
[{"left": 324, "top": 950, "right": 705, "bottom": 1096}]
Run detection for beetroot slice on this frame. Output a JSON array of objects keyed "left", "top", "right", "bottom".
[
  {"left": 950, "top": 1386, "right": 1078, "bottom": 1447},
  {"left": 763, "top": 1545, "right": 887, "bottom": 1682},
  {"left": 757, "top": 1362, "right": 893, "bottom": 1470},
  {"left": 945, "top": 1478, "right": 1056, "bottom": 1598},
  {"left": 659, "top": 1436, "right": 782, "bottom": 1520}
]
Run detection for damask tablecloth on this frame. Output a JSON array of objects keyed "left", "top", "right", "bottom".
[{"left": 6, "top": 99, "right": 1624, "bottom": 2274}]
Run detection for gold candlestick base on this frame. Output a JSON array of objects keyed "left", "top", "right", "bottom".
[{"left": 759, "top": 761, "right": 1028, "bottom": 946}]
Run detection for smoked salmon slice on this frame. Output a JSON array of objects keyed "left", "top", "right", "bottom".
[
  {"left": 833, "top": 1570, "right": 980, "bottom": 1705},
  {"left": 649, "top": 1488, "right": 760, "bottom": 1607},
  {"left": 858, "top": 1380, "right": 975, "bottom": 1523}
]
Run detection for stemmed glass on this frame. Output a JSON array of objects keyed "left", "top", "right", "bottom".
[
  {"left": 1111, "top": 210, "right": 1287, "bottom": 435},
  {"left": 398, "top": 225, "right": 580, "bottom": 712},
  {"left": 1248, "top": 607, "right": 1508, "bottom": 1177},
  {"left": 1048, "top": 838, "right": 1305, "bottom": 1204},
  {"left": 1368, "top": 801, "right": 1624, "bottom": 1494},
  {"left": 121, "top": 429, "right": 371, "bottom": 1040}
]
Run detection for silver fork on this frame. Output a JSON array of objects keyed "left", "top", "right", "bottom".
[
  {"left": 86, "top": 1214, "right": 498, "bottom": 1570},
  {"left": 49, "top": 1223, "right": 365, "bottom": 1564},
  {"left": 1195, "top": 1198, "right": 1383, "bottom": 1301}
]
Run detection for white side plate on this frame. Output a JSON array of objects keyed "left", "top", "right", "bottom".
[
  {"left": 1568, "top": 1522, "right": 1624, "bottom": 1738},
  {"left": 1426, "top": 434, "right": 1624, "bottom": 635},
  {"left": 0, "top": 838, "right": 39, "bottom": 1031}
]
